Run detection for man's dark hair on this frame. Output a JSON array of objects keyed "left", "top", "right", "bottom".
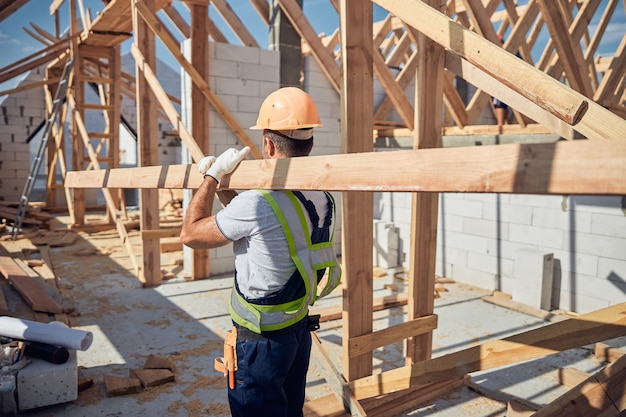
[{"left": 264, "top": 130, "right": 314, "bottom": 157}]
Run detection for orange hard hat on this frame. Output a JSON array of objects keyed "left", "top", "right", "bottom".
[{"left": 250, "top": 87, "right": 322, "bottom": 131}]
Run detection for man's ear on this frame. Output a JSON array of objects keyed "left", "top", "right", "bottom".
[{"left": 265, "top": 137, "right": 276, "bottom": 157}]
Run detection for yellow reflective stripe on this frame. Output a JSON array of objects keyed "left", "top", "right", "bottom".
[
  {"left": 249, "top": 297, "right": 304, "bottom": 313},
  {"left": 287, "top": 191, "right": 312, "bottom": 245},
  {"left": 259, "top": 190, "right": 298, "bottom": 257},
  {"left": 260, "top": 310, "right": 308, "bottom": 332},
  {"left": 229, "top": 290, "right": 262, "bottom": 334}
]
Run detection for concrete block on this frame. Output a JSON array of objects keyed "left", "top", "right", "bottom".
[
  {"left": 483, "top": 201, "right": 532, "bottom": 225},
  {"left": 215, "top": 43, "right": 259, "bottom": 64},
  {"left": 509, "top": 224, "right": 563, "bottom": 248},
  {"left": 463, "top": 218, "right": 502, "bottom": 239},
  {"left": 512, "top": 248, "right": 554, "bottom": 310},
  {"left": 17, "top": 350, "right": 77, "bottom": 410},
  {"left": 591, "top": 213, "right": 626, "bottom": 239},
  {"left": 569, "top": 232, "right": 626, "bottom": 260}
]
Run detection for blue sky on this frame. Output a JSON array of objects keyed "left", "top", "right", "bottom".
[{"left": 1, "top": 0, "right": 625, "bottom": 91}]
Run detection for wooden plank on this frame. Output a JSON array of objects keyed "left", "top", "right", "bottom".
[
  {"left": 507, "top": 400, "right": 536, "bottom": 417},
  {"left": 303, "top": 394, "right": 349, "bottom": 417},
  {"left": 360, "top": 375, "right": 469, "bottom": 417},
  {"left": 0, "top": 76, "right": 61, "bottom": 97},
  {"left": 64, "top": 140, "right": 626, "bottom": 195},
  {"left": 594, "top": 342, "right": 626, "bottom": 364},
  {"left": 310, "top": 334, "right": 367, "bottom": 417},
  {"left": 558, "top": 367, "right": 590, "bottom": 388},
  {"left": 140, "top": 228, "right": 182, "bottom": 239},
  {"left": 442, "top": 70, "right": 469, "bottom": 128},
  {"left": 481, "top": 295, "right": 566, "bottom": 322},
  {"left": 594, "top": 32, "right": 626, "bottom": 103},
  {"left": 467, "top": 379, "right": 540, "bottom": 412},
  {"left": 537, "top": 0, "right": 593, "bottom": 97},
  {"left": 0, "top": 256, "right": 63, "bottom": 314},
  {"left": 211, "top": 0, "right": 258, "bottom": 47},
  {"left": 349, "top": 315, "right": 438, "bottom": 357},
  {"left": 350, "top": 302, "right": 626, "bottom": 399},
  {"left": 248, "top": 0, "right": 270, "bottom": 27},
  {"left": 161, "top": 4, "right": 190, "bottom": 38},
  {"left": 532, "top": 354, "right": 626, "bottom": 417},
  {"left": 49, "top": 0, "right": 64, "bottom": 15},
  {"left": 0, "top": 0, "right": 28, "bottom": 22}
]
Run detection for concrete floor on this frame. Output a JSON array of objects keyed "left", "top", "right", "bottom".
[{"left": 3, "top": 220, "right": 625, "bottom": 417}]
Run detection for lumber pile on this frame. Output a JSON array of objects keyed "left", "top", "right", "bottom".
[
  {"left": 0, "top": 240, "right": 75, "bottom": 325},
  {"left": 0, "top": 202, "right": 53, "bottom": 238}
]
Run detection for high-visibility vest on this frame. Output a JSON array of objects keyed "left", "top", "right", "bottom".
[{"left": 229, "top": 190, "right": 342, "bottom": 333}]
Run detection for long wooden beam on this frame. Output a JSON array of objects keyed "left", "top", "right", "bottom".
[
  {"left": 65, "top": 140, "right": 626, "bottom": 195},
  {"left": 350, "top": 302, "right": 626, "bottom": 400}
]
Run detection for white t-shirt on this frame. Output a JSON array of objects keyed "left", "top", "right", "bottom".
[{"left": 215, "top": 190, "right": 331, "bottom": 300}]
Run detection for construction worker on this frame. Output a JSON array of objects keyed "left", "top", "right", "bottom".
[{"left": 180, "top": 87, "right": 341, "bottom": 417}]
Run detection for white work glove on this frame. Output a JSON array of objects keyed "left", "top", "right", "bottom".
[
  {"left": 197, "top": 155, "right": 217, "bottom": 176},
  {"left": 203, "top": 146, "right": 250, "bottom": 182}
]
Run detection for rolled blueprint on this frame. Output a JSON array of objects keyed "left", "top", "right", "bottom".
[{"left": 0, "top": 317, "right": 93, "bottom": 351}]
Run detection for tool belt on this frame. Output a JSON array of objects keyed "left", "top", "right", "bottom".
[{"left": 214, "top": 326, "right": 238, "bottom": 389}]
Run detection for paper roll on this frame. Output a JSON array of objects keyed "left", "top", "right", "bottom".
[{"left": 0, "top": 316, "right": 93, "bottom": 351}]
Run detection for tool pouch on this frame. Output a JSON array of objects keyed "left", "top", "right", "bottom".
[
  {"left": 214, "top": 326, "right": 238, "bottom": 389},
  {"left": 307, "top": 314, "right": 321, "bottom": 331}
]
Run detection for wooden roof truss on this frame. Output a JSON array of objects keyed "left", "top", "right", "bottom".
[{"left": 0, "top": 0, "right": 625, "bottom": 415}]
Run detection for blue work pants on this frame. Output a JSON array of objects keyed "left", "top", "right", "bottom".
[{"left": 228, "top": 324, "right": 312, "bottom": 417}]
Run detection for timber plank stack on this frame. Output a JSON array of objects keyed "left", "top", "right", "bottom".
[{"left": 0, "top": 239, "right": 75, "bottom": 325}]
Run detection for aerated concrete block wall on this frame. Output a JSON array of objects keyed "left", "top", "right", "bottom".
[
  {"left": 181, "top": 42, "right": 343, "bottom": 276},
  {"left": 376, "top": 189, "right": 626, "bottom": 314},
  {"left": 0, "top": 56, "right": 179, "bottom": 205},
  {"left": 0, "top": 67, "right": 47, "bottom": 202}
]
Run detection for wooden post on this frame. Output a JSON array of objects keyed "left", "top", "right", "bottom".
[
  {"left": 406, "top": 0, "right": 444, "bottom": 365},
  {"left": 70, "top": 0, "right": 85, "bottom": 225},
  {"left": 339, "top": 0, "right": 374, "bottom": 382},
  {"left": 133, "top": 0, "right": 160, "bottom": 286},
  {"left": 188, "top": 2, "right": 210, "bottom": 279}
]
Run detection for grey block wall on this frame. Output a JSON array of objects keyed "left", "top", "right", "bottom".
[
  {"left": 0, "top": 66, "right": 47, "bottom": 201},
  {"left": 0, "top": 56, "right": 180, "bottom": 204},
  {"left": 375, "top": 190, "right": 626, "bottom": 314}
]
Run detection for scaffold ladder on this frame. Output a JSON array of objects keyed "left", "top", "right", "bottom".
[{"left": 12, "top": 58, "right": 74, "bottom": 240}]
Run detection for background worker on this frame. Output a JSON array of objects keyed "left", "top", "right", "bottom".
[{"left": 180, "top": 87, "right": 341, "bottom": 417}]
